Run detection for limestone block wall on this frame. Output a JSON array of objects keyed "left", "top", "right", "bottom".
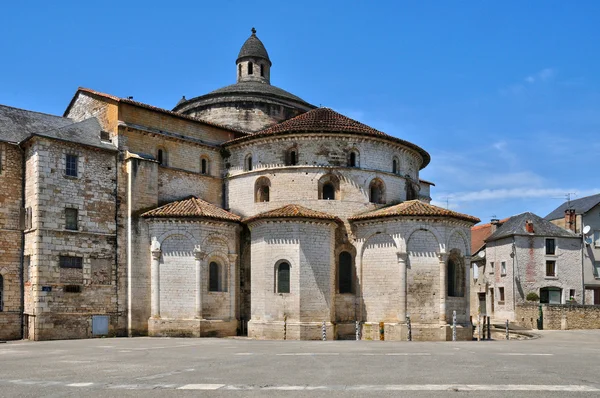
[
  {"left": 146, "top": 219, "right": 239, "bottom": 321},
  {"left": 248, "top": 219, "right": 336, "bottom": 339},
  {"left": 516, "top": 303, "right": 600, "bottom": 330},
  {"left": 64, "top": 92, "right": 120, "bottom": 141},
  {"left": 226, "top": 135, "right": 423, "bottom": 180},
  {"left": 22, "top": 137, "right": 118, "bottom": 340},
  {"left": 0, "top": 143, "right": 23, "bottom": 340},
  {"left": 158, "top": 168, "right": 221, "bottom": 207},
  {"left": 486, "top": 235, "right": 582, "bottom": 321},
  {"left": 227, "top": 167, "right": 407, "bottom": 220}
]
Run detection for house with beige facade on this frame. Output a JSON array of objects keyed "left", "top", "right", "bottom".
[{"left": 0, "top": 29, "right": 479, "bottom": 342}]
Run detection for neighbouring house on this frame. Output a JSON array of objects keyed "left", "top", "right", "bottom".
[
  {"left": 545, "top": 193, "right": 600, "bottom": 304},
  {"left": 470, "top": 212, "right": 582, "bottom": 321}
]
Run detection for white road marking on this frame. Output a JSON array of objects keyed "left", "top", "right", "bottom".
[
  {"left": 234, "top": 353, "right": 254, "bottom": 355},
  {"left": 498, "top": 353, "right": 554, "bottom": 356},
  {"left": 385, "top": 353, "right": 431, "bottom": 356},
  {"left": 178, "top": 384, "right": 225, "bottom": 390},
  {"left": 66, "top": 382, "right": 94, "bottom": 387},
  {"left": 136, "top": 368, "right": 195, "bottom": 381},
  {"left": 276, "top": 353, "right": 340, "bottom": 356}
]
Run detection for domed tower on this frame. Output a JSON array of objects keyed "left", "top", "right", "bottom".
[
  {"left": 173, "top": 28, "right": 315, "bottom": 133},
  {"left": 236, "top": 27, "right": 271, "bottom": 84}
]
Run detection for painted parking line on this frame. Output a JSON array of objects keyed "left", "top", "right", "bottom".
[
  {"left": 178, "top": 384, "right": 225, "bottom": 390},
  {"left": 498, "top": 353, "right": 553, "bottom": 356},
  {"left": 66, "top": 382, "right": 94, "bottom": 387}
]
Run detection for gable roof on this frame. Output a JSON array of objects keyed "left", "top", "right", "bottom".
[
  {"left": 487, "top": 212, "right": 577, "bottom": 242},
  {"left": 348, "top": 200, "right": 480, "bottom": 224},
  {"left": 244, "top": 204, "right": 341, "bottom": 223},
  {"left": 64, "top": 87, "right": 248, "bottom": 136},
  {"left": 545, "top": 193, "right": 600, "bottom": 220},
  {"left": 224, "top": 107, "right": 431, "bottom": 169},
  {"left": 141, "top": 196, "right": 241, "bottom": 222},
  {"left": 471, "top": 218, "right": 510, "bottom": 255},
  {"left": 0, "top": 104, "right": 73, "bottom": 144}
]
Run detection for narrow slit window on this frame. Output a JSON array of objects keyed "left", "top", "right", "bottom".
[
  {"left": 277, "top": 262, "right": 290, "bottom": 293},
  {"left": 248, "top": 62, "right": 253, "bottom": 75},
  {"left": 260, "top": 64, "right": 264, "bottom": 77},
  {"left": 201, "top": 158, "right": 208, "bottom": 175}
]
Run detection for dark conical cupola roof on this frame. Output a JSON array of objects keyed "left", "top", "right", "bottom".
[{"left": 237, "top": 28, "right": 271, "bottom": 66}]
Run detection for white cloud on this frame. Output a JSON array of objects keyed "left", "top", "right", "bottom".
[
  {"left": 438, "top": 188, "right": 600, "bottom": 203},
  {"left": 501, "top": 68, "right": 556, "bottom": 95}
]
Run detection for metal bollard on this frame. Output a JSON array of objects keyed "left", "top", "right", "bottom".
[
  {"left": 452, "top": 310, "right": 457, "bottom": 342},
  {"left": 322, "top": 321, "right": 326, "bottom": 341},
  {"left": 406, "top": 315, "right": 412, "bottom": 342},
  {"left": 379, "top": 322, "right": 385, "bottom": 341},
  {"left": 506, "top": 319, "right": 509, "bottom": 340},
  {"left": 477, "top": 314, "right": 481, "bottom": 342},
  {"left": 487, "top": 316, "right": 491, "bottom": 340},
  {"left": 355, "top": 321, "right": 360, "bottom": 341},
  {"left": 283, "top": 315, "right": 287, "bottom": 341}
]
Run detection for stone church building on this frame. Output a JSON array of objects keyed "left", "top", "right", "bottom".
[{"left": 0, "top": 29, "right": 479, "bottom": 341}]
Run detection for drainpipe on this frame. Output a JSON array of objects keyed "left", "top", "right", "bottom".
[
  {"left": 512, "top": 237, "right": 516, "bottom": 316},
  {"left": 18, "top": 143, "right": 26, "bottom": 339},
  {"left": 114, "top": 153, "right": 119, "bottom": 327},
  {"left": 581, "top": 223, "right": 586, "bottom": 305}
]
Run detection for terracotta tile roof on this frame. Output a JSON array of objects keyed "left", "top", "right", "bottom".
[
  {"left": 348, "top": 200, "right": 480, "bottom": 224},
  {"left": 224, "top": 107, "right": 431, "bottom": 169},
  {"left": 471, "top": 217, "right": 510, "bottom": 254},
  {"left": 64, "top": 87, "right": 248, "bottom": 136},
  {"left": 141, "top": 196, "right": 241, "bottom": 222},
  {"left": 244, "top": 204, "right": 341, "bottom": 223}
]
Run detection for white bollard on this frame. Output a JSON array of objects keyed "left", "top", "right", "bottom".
[
  {"left": 452, "top": 310, "right": 457, "bottom": 342},
  {"left": 322, "top": 321, "right": 326, "bottom": 341}
]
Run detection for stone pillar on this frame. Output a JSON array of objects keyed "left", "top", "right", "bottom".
[
  {"left": 397, "top": 251, "right": 408, "bottom": 321},
  {"left": 438, "top": 253, "right": 448, "bottom": 324},
  {"left": 151, "top": 247, "right": 162, "bottom": 318},
  {"left": 193, "top": 248, "right": 207, "bottom": 319},
  {"left": 228, "top": 253, "right": 238, "bottom": 321}
]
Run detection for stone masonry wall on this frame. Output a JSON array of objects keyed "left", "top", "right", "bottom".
[
  {"left": 0, "top": 142, "right": 23, "bottom": 340},
  {"left": 516, "top": 303, "right": 600, "bottom": 330}
]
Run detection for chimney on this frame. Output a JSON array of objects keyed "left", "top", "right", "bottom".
[
  {"left": 564, "top": 209, "right": 577, "bottom": 233},
  {"left": 525, "top": 220, "right": 534, "bottom": 233},
  {"left": 490, "top": 218, "right": 500, "bottom": 233}
]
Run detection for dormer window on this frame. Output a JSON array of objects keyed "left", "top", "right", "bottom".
[{"left": 248, "top": 62, "right": 253, "bottom": 75}]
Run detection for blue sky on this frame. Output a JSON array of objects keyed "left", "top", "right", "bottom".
[{"left": 1, "top": 0, "right": 599, "bottom": 223}]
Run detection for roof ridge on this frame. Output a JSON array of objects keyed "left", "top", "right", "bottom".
[
  {"left": 0, "top": 103, "right": 71, "bottom": 121},
  {"left": 192, "top": 197, "right": 205, "bottom": 216}
]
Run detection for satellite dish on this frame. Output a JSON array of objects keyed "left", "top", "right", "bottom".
[
  {"left": 478, "top": 250, "right": 486, "bottom": 259},
  {"left": 583, "top": 225, "right": 591, "bottom": 235},
  {"left": 584, "top": 237, "right": 593, "bottom": 246}
]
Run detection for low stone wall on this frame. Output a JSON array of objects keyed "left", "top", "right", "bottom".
[
  {"left": 516, "top": 303, "right": 600, "bottom": 330},
  {"left": 0, "top": 312, "right": 21, "bottom": 340}
]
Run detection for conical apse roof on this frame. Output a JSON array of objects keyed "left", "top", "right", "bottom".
[{"left": 237, "top": 28, "right": 271, "bottom": 65}]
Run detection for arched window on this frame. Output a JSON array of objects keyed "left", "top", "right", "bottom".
[
  {"left": 157, "top": 149, "right": 165, "bottom": 166},
  {"left": 209, "top": 261, "right": 227, "bottom": 292},
  {"left": 245, "top": 154, "right": 253, "bottom": 171},
  {"left": 0, "top": 274, "right": 3, "bottom": 311},
  {"left": 338, "top": 251, "right": 353, "bottom": 294},
  {"left": 254, "top": 176, "right": 271, "bottom": 202},
  {"left": 406, "top": 178, "right": 418, "bottom": 200},
  {"left": 447, "top": 255, "right": 464, "bottom": 297},
  {"left": 369, "top": 178, "right": 386, "bottom": 204},
  {"left": 260, "top": 64, "right": 265, "bottom": 77},
  {"left": 392, "top": 158, "right": 398, "bottom": 174},
  {"left": 348, "top": 150, "right": 359, "bottom": 167},
  {"left": 285, "top": 147, "right": 298, "bottom": 166},
  {"left": 290, "top": 150, "right": 297, "bottom": 165},
  {"left": 238, "top": 64, "right": 242, "bottom": 77},
  {"left": 248, "top": 62, "right": 253, "bottom": 75},
  {"left": 201, "top": 157, "right": 209, "bottom": 175},
  {"left": 318, "top": 174, "right": 340, "bottom": 200},
  {"left": 277, "top": 262, "right": 290, "bottom": 293},
  {"left": 323, "top": 183, "right": 335, "bottom": 200}
]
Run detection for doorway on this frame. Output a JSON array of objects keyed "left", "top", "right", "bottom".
[{"left": 478, "top": 293, "right": 486, "bottom": 315}]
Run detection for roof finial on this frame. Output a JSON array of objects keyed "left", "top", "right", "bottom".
[{"left": 251, "top": 27, "right": 256, "bottom": 35}]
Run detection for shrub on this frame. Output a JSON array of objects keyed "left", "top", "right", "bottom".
[{"left": 526, "top": 292, "right": 539, "bottom": 302}]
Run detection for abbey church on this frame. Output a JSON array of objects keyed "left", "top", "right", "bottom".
[{"left": 0, "top": 29, "right": 479, "bottom": 341}]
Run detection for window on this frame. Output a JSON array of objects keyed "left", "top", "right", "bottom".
[
  {"left": 0, "top": 274, "right": 3, "bottom": 312},
  {"left": 238, "top": 64, "right": 242, "bottom": 77},
  {"left": 447, "top": 255, "right": 464, "bottom": 297},
  {"left": 349, "top": 152, "right": 357, "bottom": 167},
  {"left": 498, "top": 287, "right": 505, "bottom": 302},
  {"left": 254, "top": 177, "right": 271, "bottom": 202},
  {"left": 59, "top": 256, "right": 83, "bottom": 269},
  {"left": 248, "top": 62, "right": 253, "bottom": 75},
  {"left": 472, "top": 263, "right": 479, "bottom": 280},
  {"left": 245, "top": 155, "right": 253, "bottom": 171},
  {"left": 406, "top": 179, "right": 418, "bottom": 201},
  {"left": 338, "top": 252, "right": 353, "bottom": 294},
  {"left": 277, "top": 262, "right": 290, "bottom": 293},
  {"left": 489, "top": 261, "right": 494, "bottom": 274},
  {"left": 64, "top": 285, "right": 82, "bottom": 293},
  {"left": 318, "top": 174, "right": 340, "bottom": 200},
  {"left": 157, "top": 149, "right": 165, "bottom": 165},
  {"left": 392, "top": 158, "right": 398, "bottom": 174},
  {"left": 369, "top": 178, "right": 385, "bottom": 204},
  {"left": 209, "top": 261, "right": 226, "bottom": 292},
  {"left": 322, "top": 183, "right": 335, "bottom": 200},
  {"left": 100, "top": 131, "right": 111, "bottom": 142},
  {"left": 201, "top": 158, "right": 209, "bottom": 175},
  {"left": 24, "top": 207, "right": 32, "bottom": 230},
  {"left": 540, "top": 287, "right": 562, "bottom": 304},
  {"left": 569, "top": 289, "right": 576, "bottom": 301},
  {"left": 286, "top": 147, "right": 298, "bottom": 166},
  {"left": 65, "top": 154, "right": 78, "bottom": 177},
  {"left": 290, "top": 150, "right": 297, "bottom": 165},
  {"left": 260, "top": 64, "right": 264, "bottom": 77},
  {"left": 65, "top": 208, "right": 78, "bottom": 231},
  {"left": 546, "top": 260, "right": 556, "bottom": 277},
  {"left": 545, "top": 238, "right": 556, "bottom": 255},
  {"left": 593, "top": 262, "right": 600, "bottom": 278},
  {"left": 24, "top": 256, "right": 31, "bottom": 283},
  {"left": 594, "top": 231, "right": 600, "bottom": 248},
  {"left": 501, "top": 261, "right": 506, "bottom": 276}
]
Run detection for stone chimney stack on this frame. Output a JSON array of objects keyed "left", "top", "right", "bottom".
[
  {"left": 490, "top": 218, "right": 500, "bottom": 233},
  {"left": 564, "top": 209, "right": 577, "bottom": 233}
]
